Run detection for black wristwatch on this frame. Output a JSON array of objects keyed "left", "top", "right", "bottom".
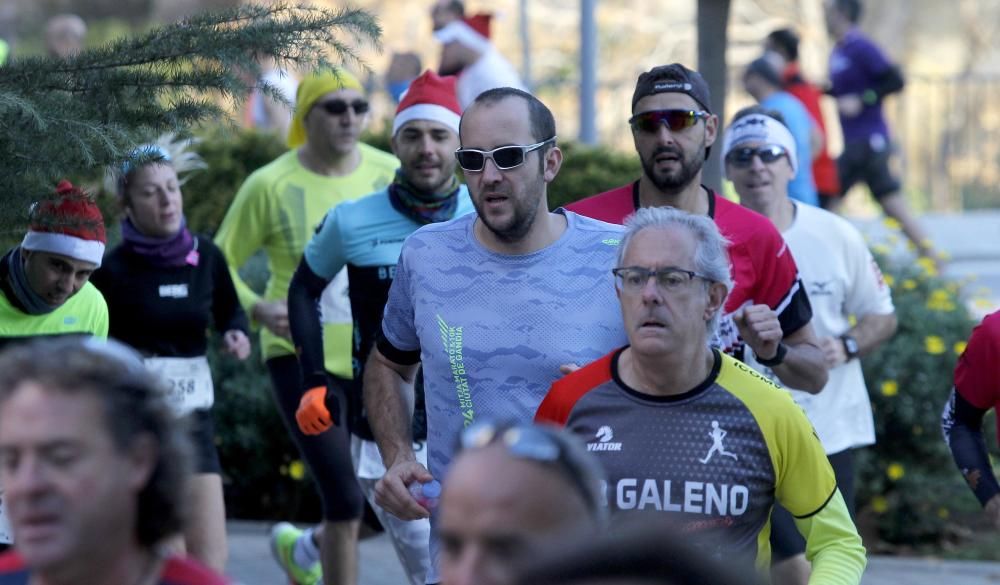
[
  {"left": 840, "top": 334, "right": 860, "bottom": 360},
  {"left": 757, "top": 343, "right": 787, "bottom": 367}
]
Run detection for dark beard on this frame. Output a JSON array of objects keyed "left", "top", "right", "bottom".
[{"left": 640, "top": 146, "right": 704, "bottom": 194}]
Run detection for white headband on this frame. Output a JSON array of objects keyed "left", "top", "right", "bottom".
[{"left": 721, "top": 113, "right": 797, "bottom": 177}]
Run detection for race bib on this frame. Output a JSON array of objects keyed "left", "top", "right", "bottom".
[
  {"left": 144, "top": 356, "right": 215, "bottom": 416},
  {"left": 0, "top": 497, "right": 11, "bottom": 544},
  {"left": 319, "top": 267, "right": 352, "bottom": 326}
]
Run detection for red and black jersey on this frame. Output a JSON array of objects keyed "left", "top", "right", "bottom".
[
  {"left": 954, "top": 311, "right": 1000, "bottom": 442},
  {"left": 567, "top": 183, "right": 812, "bottom": 356},
  {"left": 0, "top": 553, "right": 230, "bottom": 584}
]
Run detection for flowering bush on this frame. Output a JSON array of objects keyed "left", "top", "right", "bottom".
[{"left": 857, "top": 234, "right": 987, "bottom": 546}]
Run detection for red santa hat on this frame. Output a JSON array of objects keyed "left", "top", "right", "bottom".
[
  {"left": 463, "top": 13, "right": 492, "bottom": 39},
  {"left": 21, "top": 180, "right": 106, "bottom": 267},
  {"left": 392, "top": 70, "right": 462, "bottom": 136}
]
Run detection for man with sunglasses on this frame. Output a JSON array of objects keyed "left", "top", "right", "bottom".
[
  {"left": 215, "top": 68, "right": 398, "bottom": 585},
  {"left": 437, "top": 422, "right": 607, "bottom": 585},
  {"left": 283, "top": 70, "right": 473, "bottom": 585},
  {"left": 364, "top": 87, "right": 626, "bottom": 584},
  {"left": 536, "top": 206, "right": 866, "bottom": 585},
  {"left": 568, "top": 63, "right": 827, "bottom": 394},
  {"left": 725, "top": 106, "right": 895, "bottom": 585}
]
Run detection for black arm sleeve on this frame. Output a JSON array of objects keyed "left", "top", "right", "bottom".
[
  {"left": 871, "top": 64, "right": 905, "bottom": 100},
  {"left": 288, "top": 258, "right": 331, "bottom": 390},
  {"left": 778, "top": 279, "right": 813, "bottom": 337},
  {"left": 942, "top": 387, "right": 1000, "bottom": 506},
  {"left": 209, "top": 241, "right": 250, "bottom": 336}
]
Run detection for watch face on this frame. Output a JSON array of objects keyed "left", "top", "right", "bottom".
[{"left": 843, "top": 336, "right": 859, "bottom": 356}]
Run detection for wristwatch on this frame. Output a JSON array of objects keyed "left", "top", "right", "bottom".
[
  {"left": 757, "top": 343, "right": 787, "bottom": 368},
  {"left": 840, "top": 334, "right": 860, "bottom": 360}
]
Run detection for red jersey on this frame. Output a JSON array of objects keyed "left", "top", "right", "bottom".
[
  {"left": 566, "top": 183, "right": 811, "bottom": 356},
  {"left": 0, "top": 552, "right": 230, "bottom": 584},
  {"left": 954, "top": 311, "right": 1000, "bottom": 443},
  {"left": 782, "top": 63, "right": 841, "bottom": 197}
]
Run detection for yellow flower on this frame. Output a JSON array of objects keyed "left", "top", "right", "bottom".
[
  {"left": 954, "top": 341, "right": 968, "bottom": 355},
  {"left": 916, "top": 257, "right": 938, "bottom": 277},
  {"left": 887, "top": 463, "right": 905, "bottom": 481},
  {"left": 883, "top": 274, "right": 895, "bottom": 287},
  {"left": 881, "top": 380, "right": 899, "bottom": 397},
  {"left": 848, "top": 314, "right": 857, "bottom": 327},
  {"left": 937, "top": 507, "right": 950, "bottom": 519},
  {"left": 872, "top": 496, "right": 889, "bottom": 513},
  {"left": 289, "top": 460, "right": 306, "bottom": 481},
  {"left": 925, "top": 336, "right": 946, "bottom": 355},
  {"left": 902, "top": 279, "right": 917, "bottom": 290},
  {"left": 883, "top": 217, "right": 902, "bottom": 230},
  {"left": 872, "top": 244, "right": 891, "bottom": 256},
  {"left": 974, "top": 298, "right": 994, "bottom": 311},
  {"left": 926, "top": 289, "right": 956, "bottom": 312}
]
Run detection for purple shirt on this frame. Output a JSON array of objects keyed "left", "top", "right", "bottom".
[{"left": 828, "top": 27, "right": 892, "bottom": 144}]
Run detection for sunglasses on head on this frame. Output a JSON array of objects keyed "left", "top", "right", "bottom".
[
  {"left": 454, "top": 137, "right": 556, "bottom": 172},
  {"left": 459, "top": 421, "right": 602, "bottom": 515},
  {"left": 724, "top": 144, "right": 788, "bottom": 168},
  {"left": 629, "top": 109, "right": 710, "bottom": 133},
  {"left": 318, "top": 99, "right": 370, "bottom": 116}
]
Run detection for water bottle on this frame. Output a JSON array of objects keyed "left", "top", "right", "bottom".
[{"left": 408, "top": 479, "right": 442, "bottom": 510}]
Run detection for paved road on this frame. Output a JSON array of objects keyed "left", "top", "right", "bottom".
[{"left": 226, "top": 520, "right": 1000, "bottom": 585}]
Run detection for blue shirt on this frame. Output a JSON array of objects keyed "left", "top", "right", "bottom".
[{"left": 761, "top": 91, "right": 819, "bottom": 206}]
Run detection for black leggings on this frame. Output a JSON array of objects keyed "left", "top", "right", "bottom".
[
  {"left": 266, "top": 355, "right": 364, "bottom": 522},
  {"left": 769, "top": 448, "right": 856, "bottom": 562}
]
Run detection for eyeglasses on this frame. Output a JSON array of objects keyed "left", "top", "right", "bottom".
[
  {"left": 460, "top": 421, "right": 602, "bottom": 515},
  {"left": 318, "top": 99, "right": 370, "bottom": 116},
  {"left": 454, "top": 137, "right": 556, "bottom": 172},
  {"left": 629, "top": 109, "right": 710, "bottom": 133},
  {"left": 724, "top": 144, "right": 788, "bottom": 168},
  {"left": 612, "top": 266, "right": 711, "bottom": 294}
]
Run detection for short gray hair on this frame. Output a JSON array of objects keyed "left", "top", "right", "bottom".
[{"left": 618, "top": 206, "right": 733, "bottom": 335}]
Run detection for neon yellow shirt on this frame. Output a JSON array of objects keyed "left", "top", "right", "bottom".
[
  {"left": 214, "top": 145, "right": 398, "bottom": 374},
  {"left": 0, "top": 282, "right": 109, "bottom": 344}
]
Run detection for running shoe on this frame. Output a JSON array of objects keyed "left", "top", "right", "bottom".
[{"left": 269, "top": 522, "right": 322, "bottom": 585}]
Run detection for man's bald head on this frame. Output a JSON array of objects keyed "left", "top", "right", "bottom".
[{"left": 45, "top": 14, "right": 86, "bottom": 59}]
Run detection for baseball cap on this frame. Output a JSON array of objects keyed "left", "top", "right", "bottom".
[{"left": 631, "top": 63, "right": 712, "bottom": 113}]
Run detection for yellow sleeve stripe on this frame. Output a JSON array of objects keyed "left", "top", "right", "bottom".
[{"left": 715, "top": 353, "right": 837, "bottom": 517}]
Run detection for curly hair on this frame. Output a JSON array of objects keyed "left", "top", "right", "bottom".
[{"left": 0, "top": 337, "right": 192, "bottom": 547}]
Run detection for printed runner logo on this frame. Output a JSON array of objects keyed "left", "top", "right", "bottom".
[{"left": 438, "top": 315, "right": 474, "bottom": 427}]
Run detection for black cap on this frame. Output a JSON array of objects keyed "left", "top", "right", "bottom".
[
  {"left": 745, "top": 57, "right": 783, "bottom": 88},
  {"left": 631, "top": 63, "right": 712, "bottom": 114}
]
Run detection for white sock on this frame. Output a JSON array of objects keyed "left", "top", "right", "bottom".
[{"left": 293, "top": 527, "right": 321, "bottom": 567}]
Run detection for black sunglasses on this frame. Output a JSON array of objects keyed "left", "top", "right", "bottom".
[
  {"left": 724, "top": 144, "right": 788, "bottom": 168},
  {"left": 629, "top": 109, "right": 710, "bottom": 133},
  {"left": 454, "top": 137, "right": 556, "bottom": 172},
  {"left": 318, "top": 99, "right": 370, "bottom": 116}
]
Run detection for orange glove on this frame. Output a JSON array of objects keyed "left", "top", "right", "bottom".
[{"left": 296, "top": 386, "right": 333, "bottom": 435}]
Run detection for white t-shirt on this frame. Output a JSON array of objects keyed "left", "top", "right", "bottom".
[
  {"left": 434, "top": 20, "right": 525, "bottom": 109},
  {"left": 754, "top": 202, "right": 894, "bottom": 455}
]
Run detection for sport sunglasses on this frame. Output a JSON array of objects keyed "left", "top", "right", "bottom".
[
  {"left": 629, "top": 109, "right": 710, "bottom": 133},
  {"left": 454, "top": 137, "right": 556, "bottom": 172},
  {"left": 318, "top": 99, "right": 370, "bottom": 116},
  {"left": 724, "top": 144, "right": 788, "bottom": 168}
]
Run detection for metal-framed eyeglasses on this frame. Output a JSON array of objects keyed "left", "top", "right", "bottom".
[{"left": 612, "top": 266, "right": 713, "bottom": 294}]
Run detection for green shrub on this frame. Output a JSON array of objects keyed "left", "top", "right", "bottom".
[
  {"left": 858, "top": 241, "right": 986, "bottom": 546},
  {"left": 548, "top": 142, "right": 641, "bottom": 209}
]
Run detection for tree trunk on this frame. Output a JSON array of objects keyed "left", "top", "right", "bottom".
[{"left": 697, "top": 0, "right": 732, "bottom": 190}]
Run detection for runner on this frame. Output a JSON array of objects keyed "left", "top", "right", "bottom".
[
  {"left": 0, "top": 338, "right": 229, "bottom": 584},
  {"left": 724, "top": 107, "right": 897, "bottom": 584},
  {"left": 567, "top": 63, "right": 827, "bottom": 393},
  {"left": 536, "top": 207, "right": 866, "bottom": 584},
  {"left": 91, "top": 136, "right": 251, "bottom": 571},
  {"left": 0, "top": 180, "right": 109, "bottom": 547},
  {"left": 214, "top": 68, "right": 398, "bottom": 585},
  {"left": 286, "top": 70, "right": 472, "bottom": 585},
  {"left": 363, "top": 87, "right": 626, "bottom": 584},
  {"left": 943, "top": 311, "right": 1000, "bottom": 530}
]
